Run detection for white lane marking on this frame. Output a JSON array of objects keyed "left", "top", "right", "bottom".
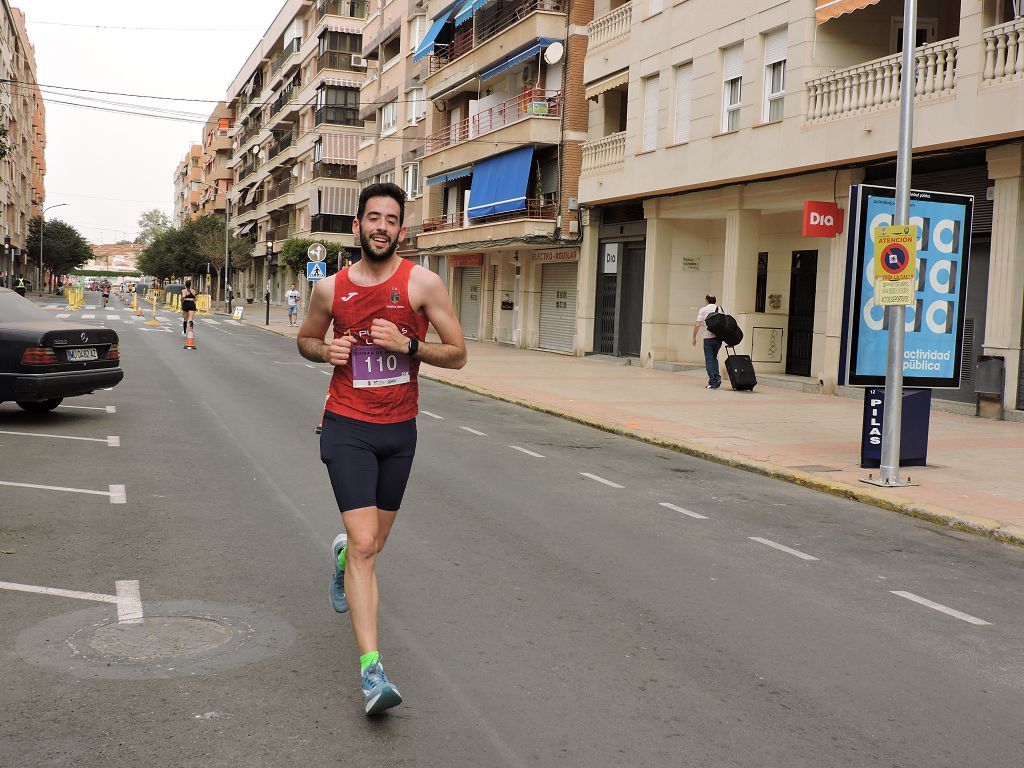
[
  {"left": 57, "top": 404, "right": 116, "bottom": 413},
  {"left": 420, "top": 411, "right": 444, "bottom": 419},
  {"left": 85, "top": 305, "right": 96, "bottom": 309},
  {"left": 749, "top": 537, "right": 819, "bottom": 561},
  {"left": 204, "top": 319, "right": 220, "bottom": 325},
  {"left": 304, "top": 364, "right": 317, "bottom": 369},
  {"left": 0, "top": 579, "right": 143, "bottom": 624},
  {"left": 0, "top": 479, "right": 123, "bottom": 503},
  {"left": 320, "top": 370, "right": 332, "bottom": 376},
  {"left": 56, "top": 313, "right": 70, "bottom": 319},
  {"left": 509, "top": 445, "right": 545, "bottom": 458},
  {"left": 461, "top": 426, "right": 487, "bottom": 436},
  {"left": 580, "top": 472, "right": 624, "bottom": 489},
  {"left": 107, "top": 435, "right": 120, "bottom": 447},
  {"left": 81, "top": 313, "right": 95, "bottom": 319},
  {"left": 659, "top": 502, "right": 708, "bottom": 519},
  {"left": 891, "top": 591, "right": 991, "bottom": 626},
  {"left": 0, "top": 429, "right": 117, "bottom": 446}
]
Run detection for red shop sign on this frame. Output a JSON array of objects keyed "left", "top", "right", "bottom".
[{"left": 802, "top": 201, "right": 845, "bottom": 237}]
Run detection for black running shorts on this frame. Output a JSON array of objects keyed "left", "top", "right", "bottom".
[{"left": 319, "top": 411, "right": 417, "bottom": 513}]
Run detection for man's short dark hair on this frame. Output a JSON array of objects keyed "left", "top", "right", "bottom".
[
  {"left": 357, "top": 182, "right": 406, "bottom": 225},
  {"left": 706, "top": 294, "right": 717, "bottom": 304}
]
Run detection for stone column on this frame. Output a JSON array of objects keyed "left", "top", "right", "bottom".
[
  {"left": 984, "top": 143, "right": 1024, "bottom": 408},
  {"left": 640, "top": 201, "right": 673, "bottom": 366},
  {"left": 721, "top": 209, "right": 761, "bottom": 334},
  {"left": 576, "top": 209, "right": 599, "bottom": 355}
]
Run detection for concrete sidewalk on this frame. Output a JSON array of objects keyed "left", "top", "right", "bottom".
[{"left": 240, "top": 303, "right": 1024, "bottom": 547}]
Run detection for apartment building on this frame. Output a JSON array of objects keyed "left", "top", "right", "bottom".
[
  {"left": 356, "top": 0, "right": 431, "bottom": 258},
  {"left": 172, "top": 144, "right": 203, "bottom": 225},
  {"left": 226, "top": 0, "right": 370, "bottom": 305},
  {"left": 412, "top": 0, "right": 591, "bottom": 352},
  {"left": 198, "top": 102, "right": 235, "bottom": 218},
  {"left": 574, "top": 0, "right": 1024, "bottom": 412},
  {"left": 1, "top": 4, "right": 45, "bottom": 286}
]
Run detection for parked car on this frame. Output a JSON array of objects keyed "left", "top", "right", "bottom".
[{"left": 0, "top": 288, "right": 123, "bottom": 412}]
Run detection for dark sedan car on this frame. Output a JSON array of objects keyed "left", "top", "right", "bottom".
[{"left": 0, "top": 288, "right": 123, "bottom": 412}]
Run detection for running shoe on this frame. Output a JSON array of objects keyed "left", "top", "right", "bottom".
[
  {"left": 361, "top": 662, "right": 402, "bottom": 715},
  {"left": 329, "top": 532, "right": 348, "bottom": 613}
]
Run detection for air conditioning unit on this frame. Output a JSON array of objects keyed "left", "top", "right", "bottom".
[{"left": 352, "top": 55, "right": 367, "bottom": 67}]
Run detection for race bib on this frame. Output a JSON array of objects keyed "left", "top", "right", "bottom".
[{"left": 351, "top": 344, "right": 410, "bottom": 388}]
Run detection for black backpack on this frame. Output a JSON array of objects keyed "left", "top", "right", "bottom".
[{"left": 704, "top": 306, "right": 743, "bottom": 347}]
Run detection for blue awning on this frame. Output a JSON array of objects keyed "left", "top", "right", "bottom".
[
  {"left": 480, "top": 39, "right": 562, "bottom": 82},
  {"left": 453, "top": 0, "right": 488, "bottom": 26},
  {"left": 467, "top": 146, "right": 534, "bottom": 219},
  {"left": 412, "top": 7, "right": 456, "bottom": 62},
  {"left": 426, "top": 166, "right": 473, "bottom": 186}
]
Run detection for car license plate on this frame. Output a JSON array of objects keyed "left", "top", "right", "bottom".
[{"left": 67, "top": 347, "right": 98, "bottom": 362}]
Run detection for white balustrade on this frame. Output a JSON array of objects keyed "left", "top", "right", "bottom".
[
  {"left": 586, "top": 3, "right": 632, "bottom": 52},
  {"left": 581, "top": 131, "right": 626, "bottom": 174},
  {"left": 982, "top": 18, "right": 1024, "bottom": 82},
  {"left": 806, "top": 38, "right": 958, "bottom": 123}
]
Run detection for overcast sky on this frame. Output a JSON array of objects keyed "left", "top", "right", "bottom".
[{"left": 17, "top": 1, "right": 286, "bottom": 245}]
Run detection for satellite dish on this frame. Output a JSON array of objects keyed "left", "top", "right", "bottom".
[
  {"left": 291, "top": 164, "right": 300, "bottom": 178},
  {"left": 543, "top": 42, "right": 564, "bottom": 65}
]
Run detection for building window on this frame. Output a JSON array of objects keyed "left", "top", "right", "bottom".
[
  {"left": 642, "top": 74, "right": 659, "bottom": 152},
  {"left": 648, "top": 0, "right": 664, "bottom": 14},
  {"left": 762, "top": 28, "right": 787, "bottom": 123},
  {"left": 402, "top": 163, "right": 421, "bottom": 199},
  {"left": 406, "top": 87, "right": 425, "bottom": 124},
  {"left": 380, "top": 170, "right": 395, "bottom": 185},
  {"left": 722, "top": 44, "right": 743, "bottom": 133},
  {"left": 381, "top": 33, "right": 401, "bottom": 69},
  {"left": 381, "top": 100, "right": 398, "bottom": 136},
  {"left": 755, "top": 252, "right": 768, "bottom": 313},
  {"left": 673, "top": 62, "right": 692, "bottom": 144},
  {"left": 409, "top": 15, "right": 426, "bottom": 52}
]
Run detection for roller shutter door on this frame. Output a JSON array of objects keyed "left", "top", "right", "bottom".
[
  {"left": 538, "top": 262, "right": 577, "bottom": 352},
  {"left": 458, "top": 266, "right": 481, "bottom": 339}
]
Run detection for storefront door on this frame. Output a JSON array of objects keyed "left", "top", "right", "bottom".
[{"left": 786, "top": 250, "right": 818, "bottom": 376}]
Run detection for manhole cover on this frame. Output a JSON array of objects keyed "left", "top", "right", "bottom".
[{"left": 83, "top": 616, "right": 234, "bottom": 661}]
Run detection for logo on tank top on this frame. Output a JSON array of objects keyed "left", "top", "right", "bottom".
[
  {"left": 390, "top": 289, "right": 400, "bottom": 304},
  {"left": 340, "top": 291, "right": 358, "bottom": 302}
]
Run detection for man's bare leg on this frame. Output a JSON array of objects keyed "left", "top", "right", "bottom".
[{"left": 340, "top": 506, "right": 398, "bottom": 655}]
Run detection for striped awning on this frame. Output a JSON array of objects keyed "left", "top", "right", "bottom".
[
  {"left": 322, "top": 77, "right": 361, "bottom": 89},
  {"left": 244, "top": 185, "right": 260, "bottom": 205},
  {"left": 815, "top": 0, "right": 882, "bottom": 23},
  {"left": 426, "top": 165, "right": 473, "bottom": 186},
  {"left": 585, "top": 69, "right": 629, "bottom": 101},
  {"left": 310, "top": 186, "right": 358, "bottom": 217},
  {"left": 319, "top": 133, "right": 359, "bottom": 164},
  {"left": 325, "top": 21, "right": 362, "bottom": 34}
]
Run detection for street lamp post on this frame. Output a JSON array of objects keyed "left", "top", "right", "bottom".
[
  {"left": 40, "top": 203, "right": 68, "bottom": 295},
  {"left": 265, "top": 235, "right": 274, "bottom": 326}
]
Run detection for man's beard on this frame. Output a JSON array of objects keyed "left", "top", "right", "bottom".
[{"left": 359, "top": 230, "right": 399, "bottom": 263}]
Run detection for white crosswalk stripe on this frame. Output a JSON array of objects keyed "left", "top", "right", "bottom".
[
  {"left": 203, "top": 318, "right": 220, "bottom": 325},
  {"left": 56, "top": 313, "right": 70, "bottom": 318},
  {"left": 224, "top": 319, "right": 242, "bottom": 326},
  {"left": 81, "top": 314, "right": 95, "bottom": 319}
]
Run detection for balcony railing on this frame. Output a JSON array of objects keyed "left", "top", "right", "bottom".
[
  {"left": 317, "top": 50, "right": 368, "bottom": 73},
  {"left": 425, "top": 89, "right": 562, "bottom": 153},
  {"left": 271, "top": 86, "right": 298, "bottom": 117},
  {"left": 271, "top": 39, "right": 302, "bottom": 76},
  {"left": 268, "top": 132, "right": 294, "bottom": 161},
  {"left": 313, "top": 161, "right": 358, "bottom": 179},
  {"left": 429, "top": 0, "right": 565, "bottom": 74},
  {"left": 315, "top": 105, "right": 363, "bottom": 126},
  {"left": 806, "top": 38, "right": 958, "bottom": 123},
  {"left": 581, "top": 131, "right": 626, "bottom": 174},
  {"left": 421, "top": 199, "right": 557, "bottom": 232},
  {"left": 311, "top": 214, "right": 353, "bottom": 233},
  {"left": 983, "top": 18, "right": 1024, "bottom": 83},
  {"left": 317, "top": 0, "right": 369, "bottom": 21},
  {"left": 586, "top": 3, "right": 632, "bottom": 52},
  {"left": 267, "top": 178, "right": 292, "bottom": 201},
  {"left": 268, "top": 225, "right": 291, "bottom": 241}
]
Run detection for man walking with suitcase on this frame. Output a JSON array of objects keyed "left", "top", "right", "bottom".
[{"left": 692, "top": 294, "right": 723, "bottom": 389}]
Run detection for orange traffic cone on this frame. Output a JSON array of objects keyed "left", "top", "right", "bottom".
[{"left": 184, "top": 324, "right": 197, "bottom": 351}]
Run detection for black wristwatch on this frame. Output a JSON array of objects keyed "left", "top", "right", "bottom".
[{"left": 407, "top": 337, "right": 419, "bottom": 357}]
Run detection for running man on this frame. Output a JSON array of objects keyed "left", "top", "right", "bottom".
[{"left": 297, "top": 183, "right": 466, "bottom": 715}]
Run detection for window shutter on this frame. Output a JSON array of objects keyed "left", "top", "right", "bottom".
[
  {"left": 723, "top": 44, "right": 743, "bottom": 82},
  {"left": 643, "top": 74, "right": 659, "bottom": 152},
  {"left": 673, "top": 63, "right": 692, "bottom": 143},
  {"left": 764, "top": 28, "right": 787, "bottom": 66}
]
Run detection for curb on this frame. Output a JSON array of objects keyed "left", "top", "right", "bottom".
[{"left": 420, "top": 372, "right": 1024, "bottom": 550}]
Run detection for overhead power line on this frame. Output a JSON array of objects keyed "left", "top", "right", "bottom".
[{"left": 26, "top": 20, "right": 265, "bottom": 32}]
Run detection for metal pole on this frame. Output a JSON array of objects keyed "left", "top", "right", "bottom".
[
  {"left": 224, "top": 195, "right": 230, "bottom": 314},
  {"left": 878, "top": 0, "right": 918, "bottom": 486},
  {"left": 39, "top": 216, "right": 44, "bottom": 295}
]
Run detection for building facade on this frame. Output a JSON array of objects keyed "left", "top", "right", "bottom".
[
  {"left": 199, "top": 103, "right": 235, "bottom": 218},
  {"left": 573, "top": 0, "right": 1024, "bottom": 413},
  {"left": 172, "top": 144, "right": 203, "bottom": 225},
  {"left": 1, "top": 4, "right": 45, "bottom": 287},
  {"left": 225, "top": 0, "right": 371, "bottom": 305}
]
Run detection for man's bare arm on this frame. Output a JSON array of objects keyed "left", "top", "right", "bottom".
[
  {"left": 297, "top": 278, "right": 333, "bottom": 363},
  {"left": 414, "top": 268, "right": 466, "bottom": 369}
]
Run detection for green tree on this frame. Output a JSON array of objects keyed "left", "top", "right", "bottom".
[
  {"left": 188, "top": 215, "right": 253, "bottom": 301},
  {"left": 135, "top": 209, "right": 172, "bottom": 245},
  {"left": 137, "top": 226, "right": 191, "bottom": 280},
  {"left": 27, "top": 217, "right": 93, "bottom": 290}
]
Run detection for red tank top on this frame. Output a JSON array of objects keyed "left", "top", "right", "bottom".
[{"left": 325, "top": 258, "right": 429, "bottom": 423}]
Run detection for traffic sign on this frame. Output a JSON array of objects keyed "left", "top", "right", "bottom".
[
  {"left": 306, "top": 261, "right": 326, "bottom": 281},
  {"left": 873, "top": 224, "right": 917, "bottom": 281},
  {"left": 308, "top": 242, "right": 327, "bottom": 262}
]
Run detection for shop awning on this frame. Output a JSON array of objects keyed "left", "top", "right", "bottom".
[
  {"left": 467, "top": 146, "right": 533, "bottom": 219},
  {"left": 319, "top": 133, "right": 359, "bottom": 164},
  {"left": 426, "top": 165, "right": 473, "bottom": 186},
  {"left": 412, "top": 6, "right": 456, "bottom": 62},
  {"left": 480, "top": 39, "right": 561, "bottom": 82},
  {"left": 585, "top": 69, "right": 629, "bottom": 101},
  {"left": 453, "top": 0, "right": 488, "bottom": 26},
  {"left": 815, "top": 0, "right": 882, "bottom": 24}
]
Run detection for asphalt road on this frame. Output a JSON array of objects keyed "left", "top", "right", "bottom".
[{"left": 2, "top": 291, "right": 1023, "bottom": 767}]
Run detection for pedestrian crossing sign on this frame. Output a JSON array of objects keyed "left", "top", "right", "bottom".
[{"left": 307, "top": 261, "right": 326, "bottom": 281}]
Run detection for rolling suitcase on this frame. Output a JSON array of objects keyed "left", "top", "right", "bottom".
[{"left": 724, "top": 348, "right": 756, "bottom": 391}]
